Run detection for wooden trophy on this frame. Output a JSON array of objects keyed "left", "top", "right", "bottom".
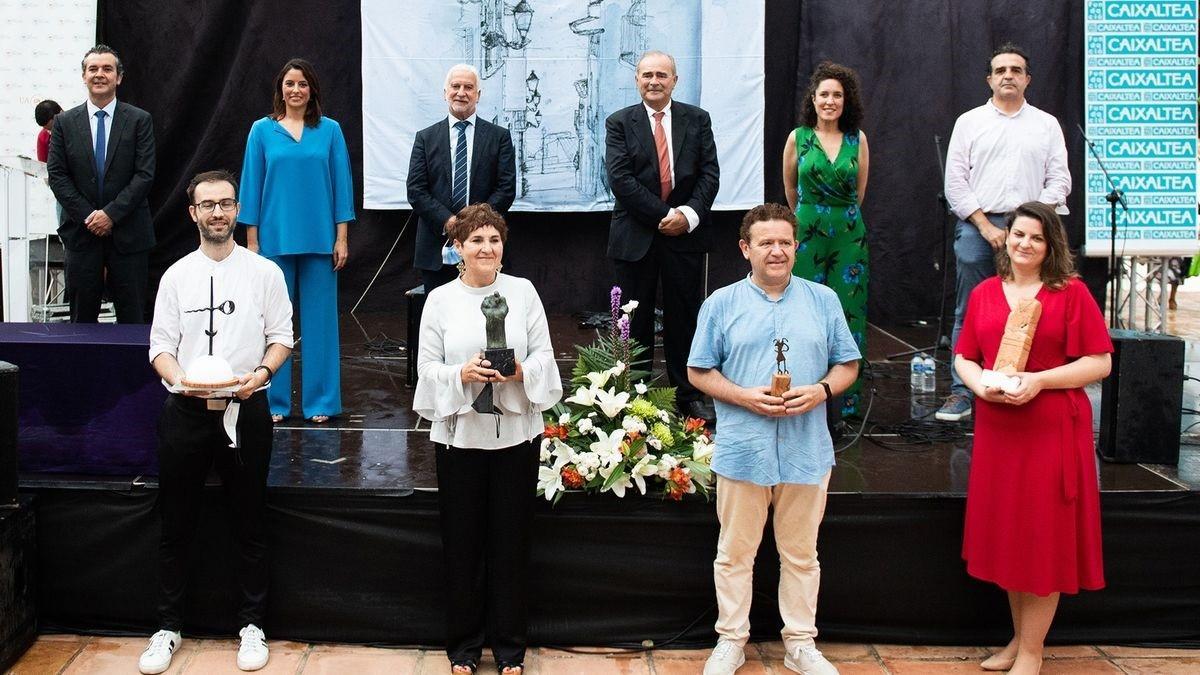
[
  {"left": 771, "top": 337, "right": 791, "bottom": 397},
  {"left": 980, "top": 298, "right": 1042, "bottom": 393}
]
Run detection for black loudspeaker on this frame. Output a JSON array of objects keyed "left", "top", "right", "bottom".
[
  {"left": 0, "top": 362, "right": 16, "bottom": 506},
  {"left": 1098, "top": 330, "right": 1183, "bottom": 464},
  {"left": 0, "top": 499, "right": 37, "bottom": 672}
]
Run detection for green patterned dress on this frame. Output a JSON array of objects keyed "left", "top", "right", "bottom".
[{"left": 791, "top": 126, "right": 868, "bottom": 416}]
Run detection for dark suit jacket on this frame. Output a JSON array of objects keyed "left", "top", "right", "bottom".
[
  {"left": 407, "top": 117, "right": 516, "bottom": 271},
  {"left": 47, "top": 100, "right": 156, "bottom": 254},
  {"left": 604, "top": 101, "right": 720, "bottom": 262}
]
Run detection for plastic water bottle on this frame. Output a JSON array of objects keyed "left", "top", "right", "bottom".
[
  {"left": 910, "top": 355, "right": 924, "bottom": 391},
  {"left": 922, "top": 355, "right": 937, "bottom": 393}
]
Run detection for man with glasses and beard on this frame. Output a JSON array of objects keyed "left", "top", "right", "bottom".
[{"left": 140, "top": 170, "right": 292, "bottom": 674}]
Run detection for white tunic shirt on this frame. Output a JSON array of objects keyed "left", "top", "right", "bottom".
[
  {"left": 944, "top": 99, "right": 1072, "bottom": 220},
  {"left": 149, "top": 246, "right": 293, "bottom": 384},
  {"left": 413, "top": 273, "right": 562, "bottom": 449}
]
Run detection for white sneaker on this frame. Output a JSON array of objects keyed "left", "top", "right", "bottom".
[
  {"left": 784, "top": 643, "right": 839, "bottom": 674},
  {"left": 703, "top": 639, "right": 746, "bottom": 675},
  {"left": 138, "top": 629, "right": 182, "bottom": 674},
  {"left": 237, "top": 624, "right": 270, "bottom": 671}
]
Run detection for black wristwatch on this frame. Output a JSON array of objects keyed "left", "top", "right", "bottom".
[
  {"left": 254, "top": 365, "right": 274, "bottom": 383},
  {"left": 818, "top": 381, "right": 832, "bottom": 401}
]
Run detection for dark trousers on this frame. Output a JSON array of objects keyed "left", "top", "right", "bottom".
[
  {"left": 421, "top": 264, "right": 460, "bottom": 293},
  {"left": 156, "top": 392, "right": 273, "bottom": 631},
  {"left": 65, "top": 238, "right": 148, "bottom": 323},
  {"left": 436, "top": 440, "right": 539, "bottom": 665},
  {"left": 613, "top": 244, "right": 704, "bottom": 402}
]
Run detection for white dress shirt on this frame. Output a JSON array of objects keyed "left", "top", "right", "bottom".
[
  {"left": 944, "top": 99, "right": 1071, "bottom": 221},
  {"left": 149, "top": 246, "right": 294, "bottom": 385},
  {"left": 447, "top": 112, "right": 477, "bottom": 202},
  {"left": 85, "top": 98, "right": 117, "bottom": 157},
  {"left": 643, "top": 101, "right": 700, "bottom": 232}
]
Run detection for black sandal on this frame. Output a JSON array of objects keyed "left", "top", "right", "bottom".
[
  {"left": 449, "top": 659, "right": 477, "bottom": 674},
  {"left": 498, "top": 662, "right": 524, "bottom": 674}
]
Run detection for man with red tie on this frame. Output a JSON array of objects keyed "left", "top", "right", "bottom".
[{"left": 605, "top": 50, "right": 721, "bottom": 422}]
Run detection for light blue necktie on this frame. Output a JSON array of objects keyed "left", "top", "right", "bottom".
[
  {"left": 94, "top": 110, "right": 107, "bottom": 197},
  {"left": 451, "top": 120, "right": 470, "bottom": 212}
]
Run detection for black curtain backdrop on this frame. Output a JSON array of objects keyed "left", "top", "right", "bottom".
[{"left": 98, "top": 0, "right": 1095, "bottom": 323}]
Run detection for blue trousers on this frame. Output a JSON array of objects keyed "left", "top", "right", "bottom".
[
  {"left": 267, "top": 254, "right": 341, "bottom": 418},
  {"left": 949, "top": 216, "right": 1002, "bottom": 397}
]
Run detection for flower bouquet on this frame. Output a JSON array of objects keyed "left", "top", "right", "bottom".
[{"left": 537, "top": 287, "right": 715, "bottom": 503}]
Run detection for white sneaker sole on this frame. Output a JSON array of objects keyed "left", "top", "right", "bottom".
[{"left": 934, "top": 408, "right": 971, "bottom": 421}]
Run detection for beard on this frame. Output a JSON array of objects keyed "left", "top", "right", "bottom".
[{"left": 199, "top": 221, "right": 233, "bottom": 244}]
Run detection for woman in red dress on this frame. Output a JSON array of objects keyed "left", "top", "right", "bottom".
[{"left": 955, "top": 201, "right": 1112, "bottom": 675}]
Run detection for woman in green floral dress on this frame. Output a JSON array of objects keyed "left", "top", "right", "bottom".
[{"left": 784, "top": 61, "right": 870, "bottom": 417}]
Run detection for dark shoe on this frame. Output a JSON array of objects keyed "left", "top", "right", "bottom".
[
  {"left": 449, "top": 659, "right": 477, "bottom": 673},
  {"left": 681, "top": 398, "right": 716, "bottom": 426}
]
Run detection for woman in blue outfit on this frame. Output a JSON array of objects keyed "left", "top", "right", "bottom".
[{"left": 239, "top": 58, "right": 354, "bottom": 423}]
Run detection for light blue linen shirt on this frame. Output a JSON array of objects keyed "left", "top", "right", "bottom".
[
  {"left": 688, "top": 275, "right": 861, "bottom": 486},
  {"left": 238, "top": 116, "right": 355, "bottom": 257}
]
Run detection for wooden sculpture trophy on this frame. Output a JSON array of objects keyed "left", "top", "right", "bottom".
[
  {"left": 771, "top": 337, "right": 791, "bottom": 397},
  {"left": 980, "top": 298, "right": 1042, "bottom": 393}
]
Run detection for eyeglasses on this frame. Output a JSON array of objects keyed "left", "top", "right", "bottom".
[{"left": 194, "top": 199, "right": 238, "bottom": 213}]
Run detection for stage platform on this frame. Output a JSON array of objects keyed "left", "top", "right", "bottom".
[{"left": 16, "top": 312, "right": 1200, "bottom": 648}]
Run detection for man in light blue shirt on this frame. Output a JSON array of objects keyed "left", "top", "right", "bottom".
[{"left": 688, "top": 203, "right": 859, "bottom": 675}]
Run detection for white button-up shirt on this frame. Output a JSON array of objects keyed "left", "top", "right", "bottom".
[
  {"left": 447, "top": 112, "right": 477, "bottom": 202},
  {"left": 944, "top": 99, "right": 1071, "bottom": 220},
  {"left": 643, "top": 101, "right": 699, "bottom": 231},
  {"left": 85, "top": 98, "right": 117, "bottom": 158}
]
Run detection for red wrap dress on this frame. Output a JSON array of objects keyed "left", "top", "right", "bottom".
[{"left": 957, "top": 277, "right": 1113, "bottom": 595}]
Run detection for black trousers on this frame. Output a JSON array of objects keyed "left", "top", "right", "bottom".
[
  {"left": 420, "top": 264, "right": 460, "bottom": 294},
  {"left": 613, "top": 244, "right": 704, "bottom": 402},
  {"left": 436, "top": 439, "right": 539, "bottom": 665},
  {"left": 156, "top": 392, "right": 273, "bottom": 631},
  {"left": 65, "top": 238, "right": 148, "bottom": 323}
]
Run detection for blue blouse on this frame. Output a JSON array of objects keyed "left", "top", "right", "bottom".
[{"left": 238, "top": 116, "right": 355, "bottom": 257}]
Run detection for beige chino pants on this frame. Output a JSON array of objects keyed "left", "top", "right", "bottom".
[{"left": 713, "top": 471, "right": 831, "bottom": 651}]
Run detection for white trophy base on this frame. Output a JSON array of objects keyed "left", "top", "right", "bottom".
[{"left": 980, "top": 369, "right": 1021, "bottom": 393}]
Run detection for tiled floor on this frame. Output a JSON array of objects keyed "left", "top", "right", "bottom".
[{"left": 8, "top": 636, "right": 1200, "bottom": 674}]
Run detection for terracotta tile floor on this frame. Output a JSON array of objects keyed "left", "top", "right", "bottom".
[{"left": 8, "top": 636, "right": 1200, "bottom": 674}]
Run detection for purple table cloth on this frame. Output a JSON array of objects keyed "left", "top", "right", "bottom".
[{"left": 0, "top": 323, "right": 164, "bottom": 475}]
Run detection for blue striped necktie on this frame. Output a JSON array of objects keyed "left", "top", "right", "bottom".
[
  {"left": 451, "top": 120, "right": 470, "bottom": 212},
  {"left": 94, "top": 110, "right": 108, "bottom": 197}
]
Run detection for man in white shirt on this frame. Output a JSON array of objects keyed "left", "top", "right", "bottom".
[
  {"left": 936, "top": 43, "right": 1071, "bottom": 422},
  {"left": 139, "top": 170, "right": 292, "bottom": 674},
  {"left": 408, "top": 64, "right": 517, "bottom": 292}
]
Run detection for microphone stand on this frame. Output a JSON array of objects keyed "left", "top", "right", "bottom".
[
  {"left": 1078, "top": 124, "right": 1128, "bottom": 327},
  {"left": 888, "top": 134, "right": 954, "bottom": 361}
]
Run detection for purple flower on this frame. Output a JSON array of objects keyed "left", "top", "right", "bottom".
[
  {"left": 610, "top": 286, "right": 623, "bottom": 340},
  {"left": 617, "top": 315, "right": 631, "bottom": 342}
]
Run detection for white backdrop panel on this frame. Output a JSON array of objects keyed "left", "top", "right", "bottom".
[{"left": 362, "top": 0, "right": 764, "bottom": 211}]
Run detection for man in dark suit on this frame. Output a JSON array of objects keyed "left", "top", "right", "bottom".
[
  {"left": 48, "top": 44, "right": 155, "bottom": 323},
  {"left": 606, "top": 50, "right": 720, "bottom": 422},
  {"left": 408, "top": 64, "right": 516, "bottom": 291}
]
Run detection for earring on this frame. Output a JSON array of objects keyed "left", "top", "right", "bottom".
[
  {"left": 495, "top": 263, "right": 503, "bottom": 274},
  {"left": 456, "top": 260, "right": 466, "bottom": 276}
]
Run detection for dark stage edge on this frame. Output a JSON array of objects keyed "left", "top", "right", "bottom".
[{"left": 18, "top": 315, "right": 1200, "bottom": 647}]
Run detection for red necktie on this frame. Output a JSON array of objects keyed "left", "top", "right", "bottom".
[{"left": 653, "top": 111, "right": 671, "bottom": 202}]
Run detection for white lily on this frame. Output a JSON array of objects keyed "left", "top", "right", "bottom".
[
  {"left": 692, "top": 439, "right": 714, "bottom": 464},
  {"left": 594, "top": 387, "right": 631, "bottom": 418},
  {"left": 647, "top": 437, "right": 663, "bottom": 451},
  {"left": 585, "top": 371, "right": 612, "bottom": 388},
  {"left": 621, "top": 300, "right": 639, "bottom": 314},
  {"left": 602, "top": 471, "right": 633, "bottom": 498},
  {"left": 537, "top": 465, "right": 564, "bottom": 501},
  {"left": 630, "top": 454, "right": 658, "bottom": 495},
  {"left": 558, "top": 412, "right": 572, "bottom": 425},
  {"left": 634, "top": 382, "right": 648, "bottom": 395},
  {"left": 589, "top": 428, "right": 627, "bottom": 463},
  {"left": 565, "top": 385, "right": 599, "bottom": 407}
]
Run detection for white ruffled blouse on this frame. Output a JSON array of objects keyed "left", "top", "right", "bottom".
[{"left": 412, "top": 273, "right": 562, "bottom": 449}]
